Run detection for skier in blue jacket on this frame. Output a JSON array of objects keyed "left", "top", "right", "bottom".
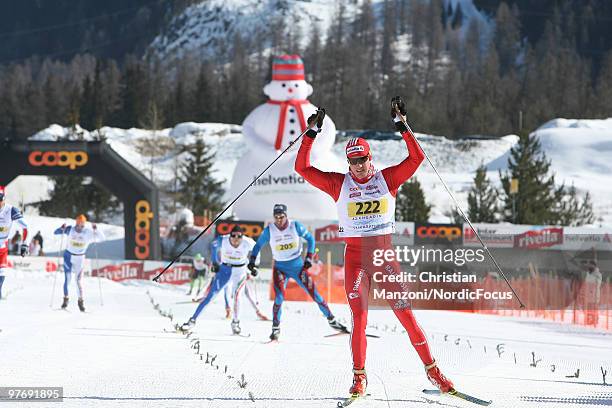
[{"left": 249, "top": 204, "right": 346, "bottom": 340}]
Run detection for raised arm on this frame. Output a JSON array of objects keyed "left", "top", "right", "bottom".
[
  {"left": 381, "top": 129, "right": 425, "bottom": 193},
  {"left": 295, "top": 110, "right": 344, "bottom": 201},
  {"left": 381, "top": 97, "right": 425, "bottom": 194}
]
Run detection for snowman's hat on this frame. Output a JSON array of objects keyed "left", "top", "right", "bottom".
[{"left": 272, "top": 55, "right": 305, "bottom": 81}]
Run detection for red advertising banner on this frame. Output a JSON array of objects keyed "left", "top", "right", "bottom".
[
  {"left": 315, "top": 224, "right": 342, "bottom": 242},
  {"left": 514, "top": 227, "right": 563, "bottom": 249},
  {"left": 142, "top": 264, "right": 191, "bottom": 284},
  {"left": 92, "top": 262, "right": 144, "bottom": 281}
]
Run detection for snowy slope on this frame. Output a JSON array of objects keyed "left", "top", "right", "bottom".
[
  {"left": 25, "top": 117, "right": 612, "bottom": 227},
  {"left": 1, "top": 271, "right": 610, "bottom": 407},
  {"left": 147, "top": 0, "right": 491, "bottom": 65},
  {"left": 487, "top": 119, "right": 612, "bottom": 226},
  {"left": 148, "top": 0, "right": 347, "bottom": 63}
]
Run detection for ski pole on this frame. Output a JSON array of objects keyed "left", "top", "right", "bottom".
[
  {"left": 93, "top": 227, "right": 103, "bottom": 307},
  {"left": 392, "top": 99, "right": 525, "bottom": 308},
  {"left": 49, "top": 222, "right": 66, "bottom": 308},
  {"left": 153, "top": 109, "right": 326, "bottom": 282}
]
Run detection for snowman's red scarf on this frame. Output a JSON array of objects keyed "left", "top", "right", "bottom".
[{"left": 267, "top": 99, "right": 309, "bottom": 150}]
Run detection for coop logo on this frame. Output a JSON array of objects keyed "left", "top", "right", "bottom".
[
  {"left": 216, "top": 221, "right": 264, "bottom": 238},
  {"left": 415, "top": 224, "right": 462, "bottom": 244},
  {"left": 514, "top": 228, "right": 563, "bottom": 249},
  {"left": 135, "top": 200, "right": 153, "bottom": 259},
  {"left": 28, "top": 151, "right": 88, "bottom": 170}
]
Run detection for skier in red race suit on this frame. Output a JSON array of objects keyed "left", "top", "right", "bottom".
[{"left": 295, "top": 97, "right": 454, "bottom": 397}]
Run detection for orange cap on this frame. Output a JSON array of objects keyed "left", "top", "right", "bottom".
[{"left": 76, "top": 214, "right": 87, "bottom": 223}]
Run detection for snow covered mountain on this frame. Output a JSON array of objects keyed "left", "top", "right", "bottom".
[
  {"left": 147, "top": 0, "right": 491, "bottom": 64},
  {"left": 25, "top": 118, "right": 612, "bottom": 228}
]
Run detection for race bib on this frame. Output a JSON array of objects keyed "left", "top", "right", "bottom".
[
  {"left": 275, "top": 242, "right": 297, "bottom": 251},
  {"left": 71, "top": 241, "right": 86, "bottom": 248},
  {"left": 347, "top": 199, "right": 388, "bottom": 218}
]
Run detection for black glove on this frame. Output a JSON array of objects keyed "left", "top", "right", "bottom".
[
  {"left": 391, "top": 96, "right": 408, "bottom": 132},
  {"left": 211, "top": 263, "right": 220, "bottom": 273},
  {"left": 303, "top": 253, "right": 314, "bottom": 270},
  {"left": 305, "top": 108, "right": 326, "bottom": 138},
  {"left": 20, "top": 243, "right": 29, "bottom": 257},
  {"left": 247, "top": 257, "right": 258, "bottom": 277}
]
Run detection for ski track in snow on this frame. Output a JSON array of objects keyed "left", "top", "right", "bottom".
[{"left": 1, "top": 271, "right": 611, "bottom": 407}]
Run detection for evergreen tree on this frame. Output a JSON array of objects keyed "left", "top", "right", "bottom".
[
  {"left": 84, "top": 179, "right": 121, "bottom": 222},
  {"left": 494, "top": 2, "right": 521, "bottom": 75},
  {"left": 37, "top": 177, "right": 119, "bottom": 222},
  {"left": 556, "top": 185, "right": 596, "bottom": 226},
  {"left": 499, "top": 131, "right": 562, "bottom": 224},
  {"left": 395, "top": 178, "right": 431, "bottom": 223},
  {"left": 451, "top": 3, "right": 464, "bottom": 30},
  {"left": 38, "top": 177, "right": 87, "bottom": 218},
  {"left": 80, "top": 75, "right": 95, "bottom": 130},
  {"left": 116, "top": 58, "right": 149, "bottom": 128},
  {"left": 193, "top": 63, "right": 213, "bottom": 122},
  {"left": 178, "top": 138, "right": 225, "bottom": 215},
  {"left": 467, "top": 165, "right": 498, "bottom": 222}
]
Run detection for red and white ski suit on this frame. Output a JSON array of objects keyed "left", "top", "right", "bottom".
[{"left": 295, "top": 130, "right": 435, "bottom": 370}]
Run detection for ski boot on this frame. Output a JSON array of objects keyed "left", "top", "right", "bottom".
[
  {"left": 425, "top": 360, "right": 454, "bottom": 393},
  {"left": 349, "top": 368, "right": 367, "bottom": 396},
  {"left": 231, "top": 320, "right": 241, "bottom": 335},
  {"left": 77, "top": 298, "right": 85, "bottom": 312},
  {"left": 225, "top": 307, "right": 231, "bottom": 320},
  {"left": 269, "top": 326, "right": 280, "bottom": 341},
  {"left": 180, "top": 318, "right": 196, "bottom": 333},
  {"left": 328, "top": 316, "right": 349, "bottom": 333},
  {"left": 256, "top": 310, "right": 270, "bottom": 321},
  {"left": 61, "top": 296, "right": 69, "bottom": 309}
]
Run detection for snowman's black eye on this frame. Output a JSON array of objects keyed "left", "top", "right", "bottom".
[
  {"left": 282, "top": 83, "right": 286, "bottom": 87},
  {"left": 294, "top": 83, "right": 299, "bottom": 87}
]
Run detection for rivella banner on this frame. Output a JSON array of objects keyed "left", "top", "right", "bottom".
[
  {"left": 463, "top": 223, "right": 612, "bottom": 251},
  {"left": 7, "top": 255, "right": 191, "bottom": 285}
]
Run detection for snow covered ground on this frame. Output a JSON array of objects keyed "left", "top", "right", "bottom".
[{"left": 1, "top": 271, "right": 610, "bottom": 407}]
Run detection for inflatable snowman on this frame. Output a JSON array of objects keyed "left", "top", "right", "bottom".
[{"left": 229, "top": 54, "right": 343, "bottom": 221}]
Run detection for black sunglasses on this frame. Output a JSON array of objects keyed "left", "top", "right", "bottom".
[
  {"left": 230, "top": 233, "right": 243, "bottom": 238},
  {"left": 348, "top": 156, "right": 369, "bottom": 165}
]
